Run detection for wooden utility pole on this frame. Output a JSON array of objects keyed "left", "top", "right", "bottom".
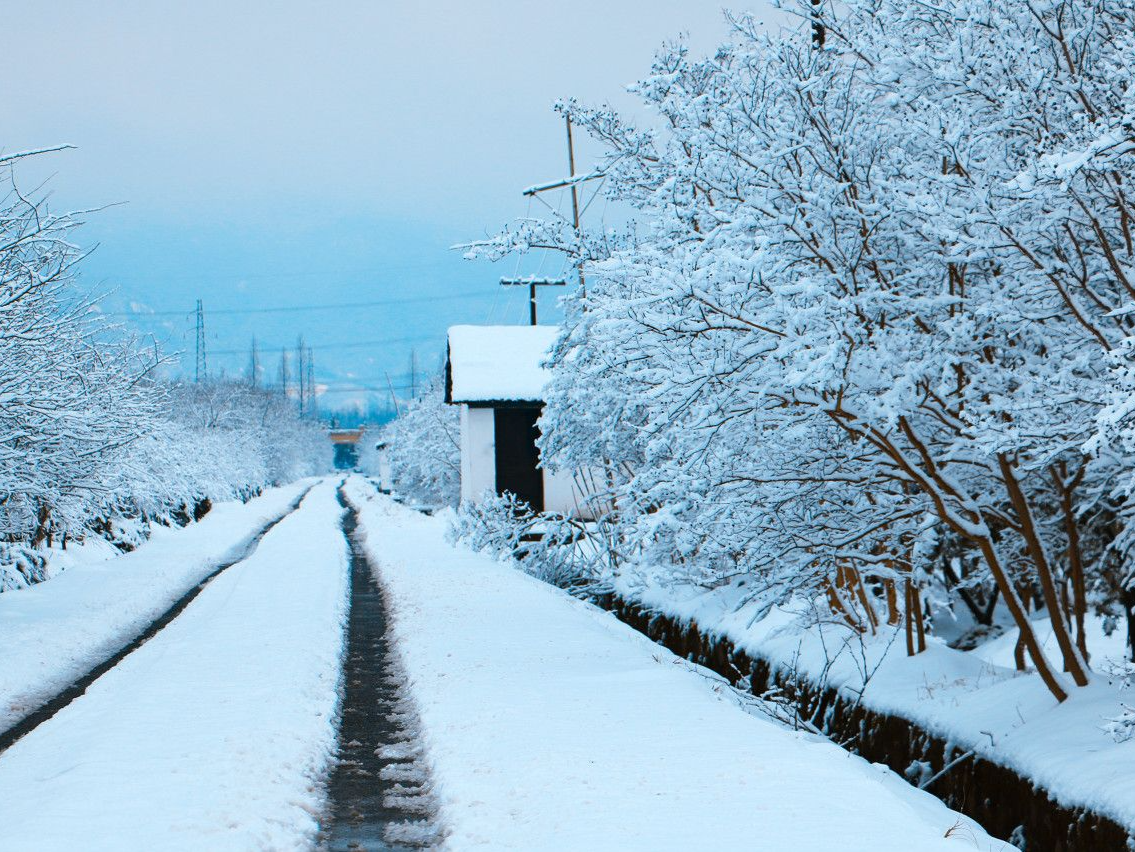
[
  {"left": 521, "top": 116, "right": 597, "bottom": 295},
  {"left": 499, "top": 276, "right": 566, "bottom": 325}
]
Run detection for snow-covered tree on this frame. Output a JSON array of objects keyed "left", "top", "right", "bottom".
[
  {"left": 361, "top": 381, "right": 459, "bottom": 508},
  {"left": 0, "top": 149, "right": 331, "bottom": 589},
  {"left": 466, "top": 0, "right": 1135, "bottom": 702}
]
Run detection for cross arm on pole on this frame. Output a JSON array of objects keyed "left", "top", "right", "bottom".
[{"left": 500, "top": 277, "right": 567, "bottom": 326}]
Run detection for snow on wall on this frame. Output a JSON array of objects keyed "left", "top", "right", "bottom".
[{"left": 447, "top": 325, "right": 558, "bottom": 403}]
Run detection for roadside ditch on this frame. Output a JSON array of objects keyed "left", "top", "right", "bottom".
[{"left": 600, "top": 595, "right": 1131, "bottom": 852}]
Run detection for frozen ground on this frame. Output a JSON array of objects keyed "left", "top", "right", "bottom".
[
  {"left": 619, "top": 571, "right": 1135, "bottom": 834},
  {"left": 0, "top": 479, "right": 312, "bottom": 732},
  {"left": 0, "top": 479, "right": 348, "bottom": 852},
  {"left": 345, "top": 478, "right": 1008, "bottom": 852}
]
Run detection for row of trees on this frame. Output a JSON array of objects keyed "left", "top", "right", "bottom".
[
  {"left": 0, "top": 149, "right": 329, "bottom": 590},
  {"left": 468, "top": 0, "right": 1135, "bottom": 702},
  {"left": 359, "top": 380, "right": 459, "bottom": 508}
]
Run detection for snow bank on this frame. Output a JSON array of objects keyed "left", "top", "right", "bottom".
[
  {"left": 0, "top": 478, "right": 311, "bottom": 732},
  {"left": 620, "top": 574, "right": 1135, "bottom": 833},
  {"left": 345, "top": 479, "right": 1004, "bottom": 851},
  {"left": 0, "top": 478, "right": 349, "bottom": 851}
]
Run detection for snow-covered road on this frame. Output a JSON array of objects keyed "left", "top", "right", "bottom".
[
  {"left": 0, "top": 475, "right": 1007, "bottom": 851},
  {"left": 345, "top": 479, "right": 1007, "bottom": 852},
  {"left": 0, "top": 479, "right": 349, "bottom": 851}
]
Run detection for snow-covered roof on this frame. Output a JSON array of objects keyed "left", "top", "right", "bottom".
[{"left": 445, "top": 325, "right": 558, "bottom": 405}]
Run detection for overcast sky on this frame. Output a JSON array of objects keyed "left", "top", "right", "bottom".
[{"left": 4, "top": 1, "right": 785, "bottom": 413}]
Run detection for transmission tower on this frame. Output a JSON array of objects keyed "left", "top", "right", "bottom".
[
  {"left": 247, "top": 336, "right": 261, "bottom": 387},
  {"left": 194, "top": 299, "right": 207, "bottom": 382},
  {"left": 306, "top": 347, "right": 315, "bottom": 418}
]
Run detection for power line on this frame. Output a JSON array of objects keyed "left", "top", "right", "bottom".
[
  {"left": 319, "top": 384, "right": 416, "bottom": 394},
  {"left": 102, "top": 290, "right": 498, "bottom": 318},
  {"left": 208, "top": 332, "right": 446, "bottom": 357}
]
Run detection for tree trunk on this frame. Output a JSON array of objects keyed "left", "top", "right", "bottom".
[
  {"left": 904, "top": 579, "right": 916, "bottom": 657},
  {"left": 1052, "top": 463, "right": 1090, "bottom": 666},
  {"left": 884, "top": 578, "right": 902, "bottom": 626},
  {"left": 912, "top": 583, "right": 927, "bottom": 653},
  {"left": 999, "top": 455, "right": 1089, "bottom": 686},
  {"left": 849, "top": 565, "right": 879, "bottom": 633},
  {"left": 824, "top": 577, "right": 863, "bottom": 632},
  {"left": 31, "top": 503, "right": 51, "bottom": 548},
  {"left": 977, "top": 536, "right": 1070, "bottom": 701},
  {"left": 1123, "top": 585, "right": 1135, "bottom": 663}
]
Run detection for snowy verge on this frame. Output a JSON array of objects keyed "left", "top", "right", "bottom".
[
  {"left": 618, "top": 574, "right": 1135, "bottom": 834},
  {"left": 344, "top": 478, "right": 1008, "bottom": 852},
  {"left": 0, "top": 477, "right": 349, "bottom": 852},
  {"left": 0, "top": 478, "right": 313, "bottom": 732}
]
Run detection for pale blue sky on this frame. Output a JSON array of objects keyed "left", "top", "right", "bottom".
[{"left": 3, "top": 1, "right": 782, "bottom": 414}]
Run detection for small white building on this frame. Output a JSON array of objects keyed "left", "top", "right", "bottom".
[{"left": 445, "top": 325, "right": 584, "bottom": 515}]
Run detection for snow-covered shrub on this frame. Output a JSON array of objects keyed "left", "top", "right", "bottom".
[
  {"left": 1101, "top": 659, "right": 1135, "bottom": 742},
  {"left": 451, "top": 492, "right": 616, "bottom": 593},
  {"left": 0, "top": 544, "right": 49, "bottom": 592},
  {"left": 363, "top": 382, "right": 459, "bottom": 508}
]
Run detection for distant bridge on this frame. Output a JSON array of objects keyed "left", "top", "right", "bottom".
[
  {"left": 328, "top": 427, "right": 365, "bottom": 446},
  {"left": 328, "top": 427, "right": 366, "bottom": 469}
]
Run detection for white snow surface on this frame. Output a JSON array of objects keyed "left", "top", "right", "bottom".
[
  {"left": 619, "top": 573, "right": 1135, "bottom": 833},
  {"left": 345, "top": 479, "right": 1006, "bottom": 852},
  {"left": 0, "top": 479, "right": 312, "bottom": 732},
  {"left": 446, "top": 324, "right": 557, "bottom": 403},
  {"left": 0, "top": 478, "right": 349, "bottom": 851}
]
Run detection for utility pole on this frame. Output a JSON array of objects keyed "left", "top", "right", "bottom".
[
  {"left": 499, "top": 276, "right": 566, "bottom": 326},
  {"left": 247, "top": 336, "right": 260, "bottom": 387},
  {"left": 410, "top": 348, "right": 418, "bottom": 399},
  {"left": 384, "top": 371, "right": 403, "bottom": 417},
  {"left": 194, "top": 299, "right": 207, "bottom": 382},
  {"left": 278, "top": 348, "right": 290, "bottom": 396},
  {"left": 564, "top": 116, "right": 584, "bottom": 293},
  {"left": 521, "top": 116, "right": 598, "bottom": 295},
  {"left": 295, "top": 336, "right": 306, "bottom": 415}
]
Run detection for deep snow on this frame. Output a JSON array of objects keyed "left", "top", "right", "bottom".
[
  {"left": 345, "top": 479, "right": 1008, "bottom": 851},
  {"left": 0, "top": 478, "right": 349, "bottom": 851},
  {"left": 0, "top": 479, "right": 311, "bottom": 733}
]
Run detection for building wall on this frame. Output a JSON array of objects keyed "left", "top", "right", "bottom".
[
  {"left": 543, "top": 467, "right": 586, "bottom": 517},
  {"left": 460, "top": 405, "right": 496, "bottom": 503},
  {"left": 458, "top": 403, "right": 594, "bottom": 518}
]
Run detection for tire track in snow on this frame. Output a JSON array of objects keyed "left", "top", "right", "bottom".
[
  {"left": 0, "top": 483, "right": 316, "bottom": 756},
  {"left": 318, "top": 487, "right": 441, "bottom": 851}
]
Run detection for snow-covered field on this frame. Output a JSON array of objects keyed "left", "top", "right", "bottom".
[
  {"left": 0, "top": 479, "right": 313, "bottom": 733},
  {"left": 0, "top": 478, "right": 349, "bottom": 851},
  {"left": 620, "top": 574, "right": 1135, "bottom": 834},
  {"left": 345, "top": 479, "right": 1007, "bottom": 851}
]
